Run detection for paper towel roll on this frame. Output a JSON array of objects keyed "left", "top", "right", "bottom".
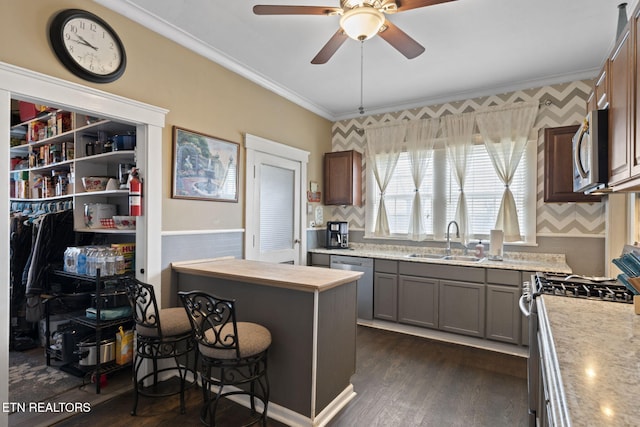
[{"left": 489, "top": 229, "right": 504, "bottom": 260}]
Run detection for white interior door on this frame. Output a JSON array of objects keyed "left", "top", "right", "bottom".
[{"left": 245, "top": 134, "right": 309, "bottom": 265}]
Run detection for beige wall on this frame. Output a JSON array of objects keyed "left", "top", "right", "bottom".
[{"left": 2, "top": 0, "right": 332, "bottom": 231}]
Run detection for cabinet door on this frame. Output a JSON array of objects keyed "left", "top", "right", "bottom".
[
  {"left": 439, "top": 280, "right": 485, "bottom": 337},
  {"left": 609, "top": 30, "right": 632, "bottom": 185},
  {"left": 486, "top": 285, "right": 520, "bottom": 344},
  {"left": 544, "top": 125, "right": 601, "bottom": 203},
  {"left": 595, "top": 63, "right": 608, "bottom": 110},
  {"left": 633, "top": 12, "right": 640, "bottom": 178},
  {"left": 398, "top": 275, "right": 438, "bottom": 328},
  {"left": 323, "top": 150, "right": 362, "bottom": 206},
  {"left": 374, "top": 272, "right": 397, "bottom": 321}
]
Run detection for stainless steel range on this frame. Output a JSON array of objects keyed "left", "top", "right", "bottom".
[{"left": 519, "top": 272, "right": 634, "bottom": 427}]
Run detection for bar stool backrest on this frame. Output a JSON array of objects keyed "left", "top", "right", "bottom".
[
  {"left": 179, "top": 291, "right": 241, "bottom": 360},
  {"left": 123, "top": 278, "right": 164, "bottom": 338}
]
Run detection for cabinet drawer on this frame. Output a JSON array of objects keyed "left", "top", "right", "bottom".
[
  {"left": 486, "top": 269, "right": 521, "bottom": 287},
  {"left": 375, "top": 259, "right": 398, "bottom": 274},
  {"left": 399, "top": 261, "right": 484, "bottom": 283}
]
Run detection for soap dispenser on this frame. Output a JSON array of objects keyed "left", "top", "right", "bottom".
[{"left": 475, "top": 240, "right": 485, "bottom": 258}]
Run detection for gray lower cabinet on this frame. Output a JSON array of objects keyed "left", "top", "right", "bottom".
[
  {"left": 485, "top": 268, "right": 522, "bottom": 344},
  {"left": 374, "top": 272, "right": 397, "bottom": 321},
  {"left": 439, "top": 280, "right": 486, "bottom": 337},
  {"left": 309, "top": 253, "right": 330, "bottom": 267},
  {"left": 331, "top": 253, "right": 530, "bottom": 347},
  {"left": 398, "top": 275, "right": 438, "bottom": 328},
  {"left": 486, "top": 285, "right": 520, "bottom": 344}
]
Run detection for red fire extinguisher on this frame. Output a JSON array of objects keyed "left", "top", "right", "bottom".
[{"left": 129, "top": 168, "right": 142, "bottom": 216}]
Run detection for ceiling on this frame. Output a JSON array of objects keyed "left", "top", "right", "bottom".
[{"left": 96, "top": 0, "right": 637, "bottom": 121}]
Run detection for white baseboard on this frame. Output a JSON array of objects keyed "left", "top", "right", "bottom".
[{"left": 218, "top": 383, "right": 356, "bottom": 427}]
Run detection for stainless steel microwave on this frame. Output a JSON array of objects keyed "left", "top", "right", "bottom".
[{"left": 572, "top": 109, "right": 608, "bottom": 194}]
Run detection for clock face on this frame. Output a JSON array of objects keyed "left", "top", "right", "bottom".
[
  {"left": 63, "top": 17, "right": 122, "bottom": 76},
  {"left": 50, "top": 9, "right": 126, "bottom": 83}
]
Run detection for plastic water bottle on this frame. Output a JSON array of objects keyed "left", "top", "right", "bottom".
[
  {"left": 115, "top": 250, "right": 126, "bottom": 275},
  {"left": 76, "top": 248, "right": 87, "bottom": 275},
  {"left": 86, "top": 248, "right": 97, "bottom": 277},
  {"left": 105, "top": 249, "right": 116, "bottom": 276}
]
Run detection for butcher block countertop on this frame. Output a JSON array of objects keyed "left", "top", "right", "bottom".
[
  {"left": 540, "top": 296, "right": 640, "bottom": 426},
  {"left": 171, "top": 257, "right": 363, "bottom": 292}
]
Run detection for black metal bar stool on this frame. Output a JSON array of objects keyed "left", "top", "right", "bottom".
[
  {"left": 179, "top": 290, "right": 271, "bottom": 427},
  {"left": 123, "top": 277, "right": 197, "bottom": 415}
]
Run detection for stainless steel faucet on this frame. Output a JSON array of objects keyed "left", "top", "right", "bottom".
[{"left": 446, "top": 220, "right": 460, "bottom": 256}]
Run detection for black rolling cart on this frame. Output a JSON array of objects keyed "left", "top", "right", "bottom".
[{"left": 44, "top": 267, "right": 134, "bottom": 393}]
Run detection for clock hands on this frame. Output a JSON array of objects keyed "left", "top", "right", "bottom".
[{"left": 73, "top": 35, "right": 98, "bottom": 51}]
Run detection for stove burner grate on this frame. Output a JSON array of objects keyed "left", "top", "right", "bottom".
[{"left": 534, "top": 272, "right": 634, "bottom": 304}]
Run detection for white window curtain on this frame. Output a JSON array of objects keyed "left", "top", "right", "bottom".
[
  {"left": 364, "top": 123, "right": 406, "bottom": 236},
  {"left": 475, "top": 101, "right": 538, "bottom": 242},
  {"left": 443, "top": 112, "right": 475, "bottom": 245},
  {"left": 406, "top": 118, "right": 438, "bottom": 240}
]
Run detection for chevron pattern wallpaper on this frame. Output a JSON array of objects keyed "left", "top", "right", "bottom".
[{"left": 329, "top": 79, "right": 605, "bottom": 236}]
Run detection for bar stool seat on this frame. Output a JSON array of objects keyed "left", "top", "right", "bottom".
[
  {"left": 179, "top": 290, "right": 271, "bottom": 427},
  {"left": 199, "top": 323, "right": 271, "bottom": 359}
]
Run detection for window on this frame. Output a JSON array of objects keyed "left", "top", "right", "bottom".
[{"left": 366, "top": 139, "right": 536, "bottom": 243}]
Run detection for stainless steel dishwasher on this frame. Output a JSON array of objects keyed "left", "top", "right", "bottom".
[{"left": 330, "top": 255, "right": 373, "bottom": 320}]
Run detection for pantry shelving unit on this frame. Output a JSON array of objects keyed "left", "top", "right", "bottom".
[
  {"left": 45, "top": 267, "right": 133, "bottom": 394},
  {"left": 9, "top": 104, "right": 137, "bottom": 234}
]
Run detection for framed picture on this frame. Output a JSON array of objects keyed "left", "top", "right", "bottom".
[{"left": 172, "top": 126, "right": 239, "bottom": 202}]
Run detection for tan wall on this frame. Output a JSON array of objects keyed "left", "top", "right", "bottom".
[{"left": 1, "top": 0, "right": 332, "bottom": 231}]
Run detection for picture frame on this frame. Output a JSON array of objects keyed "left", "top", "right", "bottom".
[{"left": 172, "top": 126, "right": 239, "bottom": 202}]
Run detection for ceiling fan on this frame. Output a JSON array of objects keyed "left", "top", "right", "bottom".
[{"left": 253, "top": 0, "right": 456, "bottom": 64}]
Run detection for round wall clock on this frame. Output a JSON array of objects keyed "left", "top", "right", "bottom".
[{"left": 49, "top": 9, "right": 126, "bottom": 83}]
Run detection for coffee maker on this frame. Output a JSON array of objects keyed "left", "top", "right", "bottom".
[{"left": 326, "top": 221, "right": 349, "bottom": 249}]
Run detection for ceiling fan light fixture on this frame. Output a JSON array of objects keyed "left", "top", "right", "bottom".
[{"left": 340, "top": 7, "right": 385, "bottom": 41}]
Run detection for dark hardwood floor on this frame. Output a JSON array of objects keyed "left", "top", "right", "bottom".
[{"left": 51, "top": 326, "right": 527, "bottom": 427}]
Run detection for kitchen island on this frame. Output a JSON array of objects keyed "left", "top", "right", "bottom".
[
  {"left": 171, "top": 257, "right": 363, "bottom": 427},
  {"left": 538, "top": 295, "right": 640, "bottom": 426}
]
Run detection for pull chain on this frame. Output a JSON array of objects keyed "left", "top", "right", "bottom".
[{"left": 359, "top": 40, "right": 365, "bottom": 115}]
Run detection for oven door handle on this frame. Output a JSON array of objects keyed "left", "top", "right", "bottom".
[{"left": 519, "top": 294, "right": 531, "bottom": 317}]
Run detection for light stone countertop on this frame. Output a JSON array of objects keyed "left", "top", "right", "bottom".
[
  {"left": 540, "top": 296, "right": 640, "bottom": 426},
  {"left": 310, "top": 242, "right": 572, "bottom": 274}
]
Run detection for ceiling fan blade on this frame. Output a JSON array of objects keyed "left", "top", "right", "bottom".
[
  {"left": 396, "top": 0, "right": 456, "bottom": 12},
  {"left": 378, "top": 20, "right": 425, "bottom": 59},
  {"left": 311, "top": 29, "right": 348, "bottom": 64},
  {"left": 253, "top": 5, "right": 341, "bottom": 15}
]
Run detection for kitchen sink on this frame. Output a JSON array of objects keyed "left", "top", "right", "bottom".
[
  {"left": 405, "top": 253, "right": 446, "bottom": 259},
  {"left": 442, "top": 255, "right": 485, "bottom": 262}
]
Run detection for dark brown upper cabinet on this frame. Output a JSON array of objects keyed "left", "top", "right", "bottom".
[
  {"left": 324, "top": 150, "right": 362, "bottom": 206},
  {"left": 544, "top": 125, "right": 602, "bottom": 203}
]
